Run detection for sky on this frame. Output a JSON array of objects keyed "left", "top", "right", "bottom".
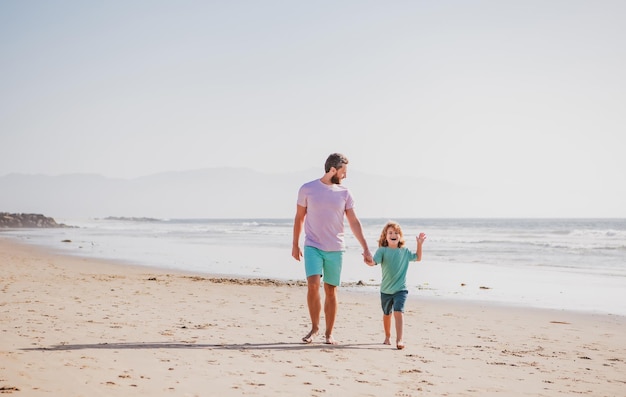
[{"left": 1, "top": 1, "right": 625, "bottom": 216}]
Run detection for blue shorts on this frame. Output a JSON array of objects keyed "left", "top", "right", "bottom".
[
  {"left": 304, "top": 246, "right": 343, "bottom": 287},
  {"left": 380, "top": 290, "right": 408, "bottom": 315}
]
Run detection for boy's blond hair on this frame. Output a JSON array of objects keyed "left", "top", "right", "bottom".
[{"left": 378, "top": 221, "right": 406, "bottom": 248}]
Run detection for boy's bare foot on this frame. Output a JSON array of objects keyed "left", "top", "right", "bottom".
[
  {"left": 396, "top": 341, "right": 405, "bottom": 350},
  {"left": 302, "top": 329, "right": 318, "bottom": 344},
  {"left": 324, "top": 335, "right": 338, "bottom": 345},
  {"left": 383, "top": 337, "right": 391, "bottom": 345}
]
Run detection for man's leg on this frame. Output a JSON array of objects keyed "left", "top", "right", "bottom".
[
  {"left": 303, "top": 274, "right": 321, "bottom": 343},
  {"left": 323, "top": 282, "right": 338, "bottom": 344}
]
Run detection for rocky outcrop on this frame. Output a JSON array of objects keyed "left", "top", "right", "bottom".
[{"left": 0, "top": 213, "right": 69, "bottom": 228}]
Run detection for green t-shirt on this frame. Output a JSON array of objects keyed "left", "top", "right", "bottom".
[{"left": 373, "top": 246, "right": 417, "bottom": 294}]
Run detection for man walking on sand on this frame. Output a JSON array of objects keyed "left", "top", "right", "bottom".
[{"left": 292, "top": 153, "right": 372, "bottom": 344}]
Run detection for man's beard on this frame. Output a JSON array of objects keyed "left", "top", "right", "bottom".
[{"left": 331, "top": 175, "right": 341, "bottom": 184}]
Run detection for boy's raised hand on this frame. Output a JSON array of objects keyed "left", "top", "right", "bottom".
[{"left": 417, "top": 233, "right": 427, "bottom": 243}]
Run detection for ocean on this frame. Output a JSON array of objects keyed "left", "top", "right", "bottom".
[{"left": 3, "top": 217, "right": 625, "bottom": 316}]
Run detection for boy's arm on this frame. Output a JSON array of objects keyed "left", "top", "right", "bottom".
[{"left": 415, "top": 232, "right": 426, "bottom": 261}]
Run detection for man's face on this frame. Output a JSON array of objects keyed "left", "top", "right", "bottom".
[{"left": 331, "top": 164, "right": 348, "bottom": 184}]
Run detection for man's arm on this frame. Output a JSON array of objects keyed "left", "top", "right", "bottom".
[
  {"left": 292, "top": 205, "right": 307, "bottom": 261},
  {"left": 345, "top": 208, "right": 372, "bottom": 264}
]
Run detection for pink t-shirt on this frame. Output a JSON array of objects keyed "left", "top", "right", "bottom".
[{"left": 297, "top": 179, "right": 355, "bottom": 251}]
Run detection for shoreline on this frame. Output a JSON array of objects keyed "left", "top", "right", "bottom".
[
  {"left": 2, "top": 236, "right": 625, "bottom": 395},
  {"left": 4, "top": 234, "right": 626, "bottom": 319},
  {"left": 6, "top": 233, "right": 625, "bottom": 318},
  {"left": 4, "top": 216, "right": 625, "bottom": 318}
]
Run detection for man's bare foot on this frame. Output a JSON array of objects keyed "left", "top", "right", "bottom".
[
  {"left": 383, "top": 337, "right": 391, "bottom": 345},
  {"left": 396, "top": 340, "right": 405, "bottom": 350},
  {"left": 325, "top": 335, "right": 338, "bottom": 345},
  {"left": 302, "top": 329, "right": 318, "bottom": 344}
]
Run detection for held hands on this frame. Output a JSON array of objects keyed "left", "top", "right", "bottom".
[{"left": 362, "top": 250, "right": 375, "bottom": 266}]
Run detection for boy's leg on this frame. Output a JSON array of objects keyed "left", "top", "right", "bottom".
[
  {"left": 394, "top": 311, "right": 405, "bottom": 349},
  {"left": 381, "top": 292, "right": 394, "bottom": 345},
  {"left": 383, "top": 313, "right": 392, "bottom": 345},
  {"left": 392, "top": 290, "right": 408, "bottom": 350}
]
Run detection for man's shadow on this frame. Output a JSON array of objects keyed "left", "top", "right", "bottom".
[{"left": 22, "top": 341, "right": 385, "bottom": 352}]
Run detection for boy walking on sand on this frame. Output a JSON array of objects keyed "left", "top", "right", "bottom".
[{"left": 366, "top": 221, "right": 426, "bottom": 350}]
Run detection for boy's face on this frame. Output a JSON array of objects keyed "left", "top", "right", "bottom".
[{"left": 386, "top": 228, "right": 400, "bottom": 248}]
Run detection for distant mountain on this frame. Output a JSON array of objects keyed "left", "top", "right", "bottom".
[
  {"left": 0, "top": 168, "right": 458, "bottom": 219},
  {"left": 1, "top": 168, "right": 623, "bottom": 219},
  {"left": 0, "top": 168, "right": 310, "bottom": 219}
]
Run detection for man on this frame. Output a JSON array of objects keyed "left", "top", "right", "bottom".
[{"left": 292, "top": 153, "right": 372, "bottom": 344}]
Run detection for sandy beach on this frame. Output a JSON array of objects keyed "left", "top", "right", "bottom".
[{"left": 1, "top": 237, "right": 625, "bottom": 396}]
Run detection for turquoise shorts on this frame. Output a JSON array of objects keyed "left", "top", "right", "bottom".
[{"left": 304, "top": 246, "right": 343, "bottom": 287}]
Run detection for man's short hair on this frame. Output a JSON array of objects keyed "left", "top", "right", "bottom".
[{"left": 325, "top": 153, "right": 349, "bottom": 173}]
